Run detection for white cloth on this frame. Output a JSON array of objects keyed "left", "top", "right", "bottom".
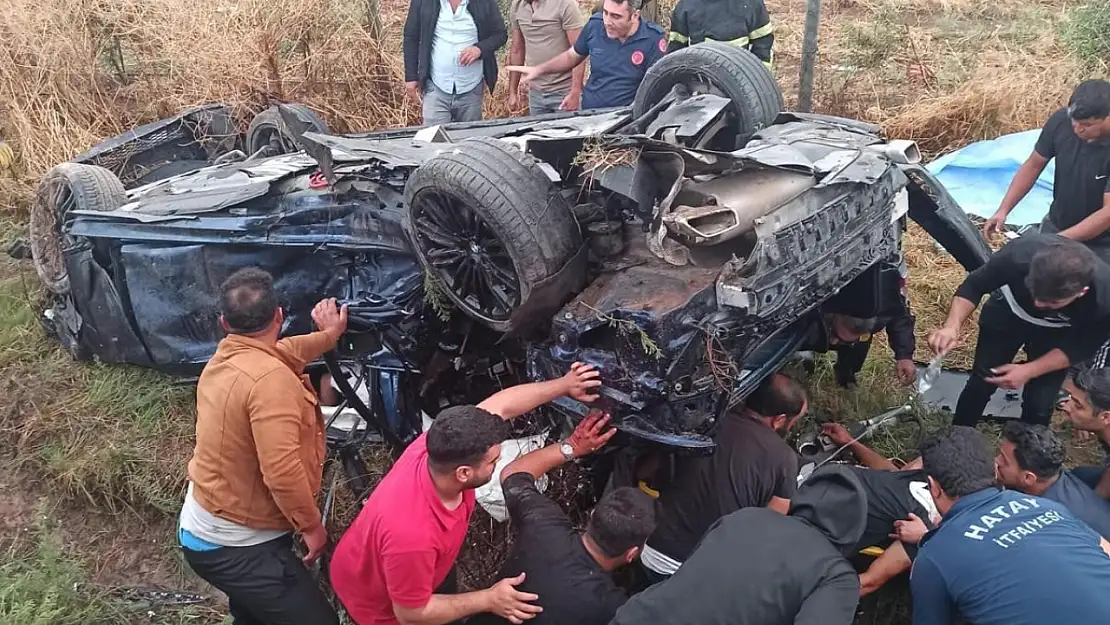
[
  {"left": 640, "top": 542, "right": 683, "bottom": 576},
  {"left": 474, "top": 432, "right": 550, "bottom": 522},
  {"left": 430, "top": 0, "right": 483, "bottom": 95},
  {"left": 178, "top": 481, "right": 288, "bottom": 547}
]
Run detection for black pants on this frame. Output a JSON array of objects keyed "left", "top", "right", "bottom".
[
  {"left": 953, "top": 297, "right": 1068, "bottom": 427},
  {"left": 183, "top": 534, "right": 339, "bottom": 625},
  {"left": 833, "top": 339, "right": 872, "bottom": 387}
]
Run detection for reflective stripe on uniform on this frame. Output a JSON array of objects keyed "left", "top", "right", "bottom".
[
  {"left": 668, "top": 31, "right": 689, "bottom": 43},
  {"left": 749, "top": 22, "right": 775, "bottom": 39},
  {"left": 705, "top": 35, "right": 750, "bottom": 47}
]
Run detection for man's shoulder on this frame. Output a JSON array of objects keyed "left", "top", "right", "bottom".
[
  {"left": 201, "top": 341, "right": 290, "bottom": 387},
  {"left": 640, "top": 19, "right": 665, "bottom": 38},
  {"left": 1044, "top": 106, "right": 1071, "bottom": 131}
]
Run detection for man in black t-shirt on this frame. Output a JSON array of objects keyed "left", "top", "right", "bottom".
[
  {"left": 995, "top": 421, "right": 1110, "bottom": 539},
  {"left": 639, "top": 373, "right": 806, "bottom": 581},
  {"left": 983, "top": 80, "right": 1110, "bottom": 260},
  {"left": 928, "top": 234, "right": 1110, "bottom": 427},
  {"left": 471, "top": 412, "right": 655, "bottom": 625}
]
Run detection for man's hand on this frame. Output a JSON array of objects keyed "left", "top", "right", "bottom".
[
  {"left": 312, "top": 297, "right": 349, "bottom": 341},
  {"left": 484, "top": 573, "right": 542, "bottom": 624},
  {"left": 459, "top": 46, "right": 482, "bottom": 66},
  {"left": 822, "top": 422, "right": 854, "bottom": 447},
  {"left": 505, "top": 65, "right": 542, "bottom": 93},
  {"left": 890, "top": 512, "right": 929, "bottom": 545},
  {"left": 564, "top": 411, "right": 617, "bottom": 457},
  {"left": 982, "top": 211, "right": 1007, "bottom": 241},
  {"left": 896, "top": 359, "right": 917, "bottom": 386},
  {"left": 508, "top": 90, "right": 521, "bottom": 110},
  {"left": 300, "top": 523, "right": 328, "bottom": 564},
  {"left": 985, "top": 363, "right": 1032, "bottom": 390},
  {"left": 928, "top": 326, "right": 959, "bottom": 356},
  {"left": 559, "top": 90, "right": 581, "bottom": 111},
  {"left": 405, "top": 81, "right": 422, "bottom": 104},
  {"left": 562, "top": 362, "right": 602, "bottom": 402}
]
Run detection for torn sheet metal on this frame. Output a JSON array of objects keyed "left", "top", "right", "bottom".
[{"left": 916, "top": 364, "right": 1024, "bottom": 419}]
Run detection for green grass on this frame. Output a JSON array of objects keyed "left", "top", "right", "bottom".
[{"left": 1059, "top": 0, "right": 1110, "bottom": 71}]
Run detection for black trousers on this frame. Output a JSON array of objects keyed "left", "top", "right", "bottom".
[
  {"left": 183, "top": 534, "right": 339, "bottom": 625},
  {"left": 952, "top": 297, "right": 1069, "bottom": 428},
  {"left": 833, "top": 339, "right": 872, "bottom": 387}
]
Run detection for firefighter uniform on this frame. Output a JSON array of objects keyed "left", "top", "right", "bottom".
[{"left": 666, "top": 0, "right": 775, "bottom": 69}]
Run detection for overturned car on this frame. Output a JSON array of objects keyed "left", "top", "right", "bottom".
[{"left": 26, "top": 43, "right": 988, "bottom": 459}]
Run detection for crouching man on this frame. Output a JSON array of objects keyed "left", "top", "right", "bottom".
[
  {"left": 471, "top": 411, "right": 656, "bottom": 625},
  {"left": 329, "top": 363, "right": 602, "bottom": 625},
  {"left": 178, "top": 268, "right": 347, "bottom": 625}
]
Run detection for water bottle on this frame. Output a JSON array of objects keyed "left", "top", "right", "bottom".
[{"left": 916, "top": 354, "right": 943, "bottom": 395}]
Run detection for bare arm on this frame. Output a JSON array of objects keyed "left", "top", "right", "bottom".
[
  {"left": 395, "top": 592, "right": 493, "bottom": 625},
  {"left": 508, "top": 27, "right": 525, "bottom": 95},
  {"left": 998, "top": 153, "right": 1049, "bottom": 218},
  {"left": 478, "top": 362, "right": 599, "bottom": 419},
  {"left": 822, "top": 423, "right": 899, "bottom": 471},
  {"left": 535, "top": 48, "right": 585, "bottom": 78},
  {"left": 501, "top": 412, "right": 615, "bottom": 482},
  {"left": 566, "top": 27, "right": 585, "bottom": 96},
  {"left": 859, "top": 542, "right": 912, "bottom": 596},
  {"left": 1059, "top": 193, "right": 1110, "bottom": 242}
]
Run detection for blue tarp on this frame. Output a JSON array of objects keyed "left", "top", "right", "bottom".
[{"left": 926, "top": 130, "right": 1054, "bottom": 227}]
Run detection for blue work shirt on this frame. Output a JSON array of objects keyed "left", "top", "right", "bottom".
[
  {"left": 911, "top": 488, "right": 1110, "bottom": 625},
  {"left": 573, "top": 14, "right": 665, "bottom": 110}
]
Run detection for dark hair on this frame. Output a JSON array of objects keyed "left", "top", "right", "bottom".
[
  {"left": 840, "top": 315, "right": 879, "bottom": 334},
  {"left": 219, "top": 267, "right": 279, "bottom": 334},
  {"left": 1074, "top": 366, "right": 1110, "bottom": 413},
  {"left": 603, "top": 0, "right": 643, "bottom": 11},
  {"left": 426, "top": 405, "right": 510, "bottom": 473},
  {"left": 919, "top": 426, "right": 997, "bottom": 498},
  {"left": 1002, "top": 422, "right": 1064, "bottom": 480},
  {"left": 1025, "top": 239, "right": 1095, "bottom": 301},
  {"left": 1068, "top": 79, "right": 1110, "bottom": 121},
  {"left": 745, "top": 373, "right": 807, "bottom": 418},
  {"left": 587, "top": 487, "right": 656, "bottom": 558}
]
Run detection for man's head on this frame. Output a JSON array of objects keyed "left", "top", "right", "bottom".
[
  {"left": 1067, "top": 79, "right": 1110, "bottom": 143},
  {"left": 826, "top": 314, "right": 877, "bottom": 346},
  {"left": 584, "top": 486, "right": 656, "bottom": 570},
  {"left": 426, "top": 406, "right": 511, "bottom": 489},
  {"left": 744, "top": 372, "right": 808, "bottom": 435},
  {"left": 919, "top": 426, "right": 997, "bottom": 515},
  {"left": 1025, "top": 239, "right": 1095, "bottom": 309},
  {"left": 1063, "top": 367, "right": 1110, "bottom": 432},
  {"left": 996, "top": 422, "right": 1064, "bottom": 494},
  {"left": 601, "top": 0, "right": 640, "bottom": 40},
  {"left": 219, "top": 267, "right": 281, "bottom": 336}
]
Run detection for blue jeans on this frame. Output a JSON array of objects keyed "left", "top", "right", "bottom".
[{"left": 422, "top": 80, "right": 484, "bottom": 125}]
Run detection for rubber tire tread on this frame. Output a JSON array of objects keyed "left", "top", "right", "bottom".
[
  {"left": 30, "top": 163, "right": 127, "bottom": 294},
  {"left": 632, "top": 42, "right": 783, "bottom": 141},
  {"left": 404, "top": 137, "right": 580, "bottom": 328},
  {"left": 246, "top": 104, "right": 330, "bottom": 154}
]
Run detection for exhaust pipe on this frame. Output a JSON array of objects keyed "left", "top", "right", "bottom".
[{"left": 868, "top": 139, "right": 922, "bottom": 165}]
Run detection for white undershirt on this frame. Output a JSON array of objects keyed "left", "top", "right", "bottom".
[{"left": 178, "top": 481, "right": 288, "bottom": 547}]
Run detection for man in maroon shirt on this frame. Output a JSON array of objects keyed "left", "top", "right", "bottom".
[{"left": 329, "top": 363, "right": 602, "bottom": 625}]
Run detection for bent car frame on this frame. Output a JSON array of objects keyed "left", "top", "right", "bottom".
[{"left": 25, "top": 43, "right": 989, "bottom": 470}]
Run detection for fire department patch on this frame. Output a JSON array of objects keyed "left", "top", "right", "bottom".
[
  {"left": 658, "top": 38, "right": 667, "bottom": 52},
  {"left": 631, "top": 50, "right": 644, "bottom": 66}
]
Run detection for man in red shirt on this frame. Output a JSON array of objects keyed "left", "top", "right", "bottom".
[{"left": 330, "top": 363, "right": 602, "bottom": 625}]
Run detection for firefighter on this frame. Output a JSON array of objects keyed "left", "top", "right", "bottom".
[{"left": 665, "top": 0, "right": 775, "bottom": 69}]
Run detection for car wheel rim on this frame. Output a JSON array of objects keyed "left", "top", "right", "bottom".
[{"left": 412, "top": 189, "right": 520, "bottom": 322}]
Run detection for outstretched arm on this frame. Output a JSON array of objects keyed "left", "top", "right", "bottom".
[{"left": 478, "top": 362, "right": 600, "bottom": 419}]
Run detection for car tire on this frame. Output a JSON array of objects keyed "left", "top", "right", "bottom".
[
  {"left": 30, "top": 163, "right": 127, "bottom": 295},
  {"left": 404, "top": 137, "right": 583, "bottom": 333},
  {"left": 245, "top": 104, "right": 330, "bottom": 157},
  {"left": 632, "top": 42, "right": 783, "bottom": 147}
]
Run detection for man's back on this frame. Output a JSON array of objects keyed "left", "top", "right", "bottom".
[
  {"left": 911, "top": 488, "right": 1110, "bottom": 625},
  {"left": 612, "top": 507, "right": 859, "bottom": 625},
  {"left": 1042, "top": 470, "right": 1110, "bottom": 539},
  {"left": 471, "top": 474, "right": 627, "bottom": 625},
  {"left": 647, "top": 414, "right": 797, "bottom": 562}
]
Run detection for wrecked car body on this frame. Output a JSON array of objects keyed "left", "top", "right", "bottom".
[{"left": 26, "top": 43, "right": 990, "bottom": 457}]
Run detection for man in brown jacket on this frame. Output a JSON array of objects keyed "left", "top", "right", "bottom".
[{"left": 177, "top": 267, "right": 346, "bottom": 625}]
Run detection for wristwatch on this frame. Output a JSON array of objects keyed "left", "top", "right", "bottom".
[{"left": 558, "top": 441, "right": 576, "bottom": 461}]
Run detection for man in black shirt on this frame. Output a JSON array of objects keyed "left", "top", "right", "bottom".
[
  {"left": 639, "top": 373, "right": 805, "bottom": 581},
  {"left": 471, "top": 412, "right": 655, "bottom": 625},
  {"left": 983, "top": 80, "right": 1110, "bottom": 260},
  {"left": 610, "top": 465, "right": 866, "bottom": 625},
  {"left": 1061, "top": 366, "right": 1110, "bottom": 499},
  {"left": 928, "top": 233, "right": 1110, "bottom": 427},
  {"left": 995, "top": 421, "right": 1110, "bottom": 539}
]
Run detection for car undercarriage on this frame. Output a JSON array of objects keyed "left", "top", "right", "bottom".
[{"left": 23, "top": 44, "right": 990, "bottom": 466}]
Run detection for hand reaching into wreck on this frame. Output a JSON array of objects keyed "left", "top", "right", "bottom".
[
  {"left": 890, "top": 512, "right": 929, "bottom": 545},
  {"left": 562, "top": 362, "right": 602, "bottom": 402},
  {"left": 312, "top": 297, "right": 349, "bottom": 342},
  {"left": 565, "top": 411, "right": 617, "bottom": 457}
]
